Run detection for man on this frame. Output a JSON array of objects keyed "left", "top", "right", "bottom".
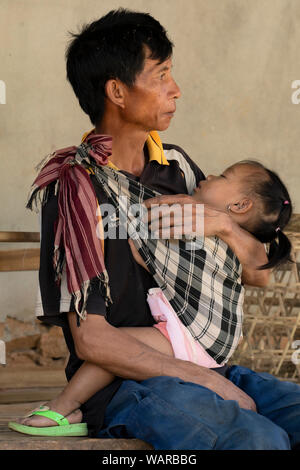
[{"left": 35, "top": 9, "right": 299, "bottom": 449}]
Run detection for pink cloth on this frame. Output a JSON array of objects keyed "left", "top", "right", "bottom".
[
  {"left": 148, "top": 287, "right": 224, "bottom": 368},
  {"left": 153, "top": 321, "right": 171, "bottom": 342}
]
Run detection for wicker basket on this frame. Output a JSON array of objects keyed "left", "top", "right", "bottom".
[{"left": 230, "top": 232, "right": 300, "bottom": 382}]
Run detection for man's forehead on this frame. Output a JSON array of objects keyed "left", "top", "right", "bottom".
[{"left": 143, "top": 52, "right": 173, "bottom": 73}]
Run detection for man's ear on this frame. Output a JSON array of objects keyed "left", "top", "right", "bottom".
[
  {"left": 230, "top": 198, "right": 253, "bottom": 214},
  {"left": 105, "top": 79, "right": 125, "bottom": 109}
]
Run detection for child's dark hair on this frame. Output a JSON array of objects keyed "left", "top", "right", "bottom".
[
  {"left": 65, "top": 8, "right": 173, "bottom": 125},
  {"left": 238, "top": 160, "right": 293, "bottom": 270}
]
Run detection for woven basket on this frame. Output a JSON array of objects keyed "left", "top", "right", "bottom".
[{"left": 230, "top": 232, "right": 300, "bottom": 382}]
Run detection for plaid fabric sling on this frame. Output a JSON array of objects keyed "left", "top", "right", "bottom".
[{"left": 91, "top": 163, "right": 244, "bottom": 365}]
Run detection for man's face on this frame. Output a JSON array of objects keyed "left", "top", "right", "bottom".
[{"left": 122, "top": 50, "right": 181, "bottom": 132}]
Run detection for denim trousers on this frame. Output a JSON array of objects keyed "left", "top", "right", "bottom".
[{"left": 97, "top": 365, "right": 300, "bottom": 450}]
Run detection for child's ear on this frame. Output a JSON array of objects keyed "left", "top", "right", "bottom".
[{"left": 230, "top": 198, "right": 253, "bottom": 214}]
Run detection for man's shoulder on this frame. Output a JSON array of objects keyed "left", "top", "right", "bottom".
[{"left": 162, "top": 142, "right": 206, "bottom": 192}]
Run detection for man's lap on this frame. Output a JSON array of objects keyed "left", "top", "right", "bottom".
[
  {"left": 227, "top": 365, "right": 300, "bottom": 448},
  {"left": 97, "top": 366, "right": 300, "bottom": 449}
]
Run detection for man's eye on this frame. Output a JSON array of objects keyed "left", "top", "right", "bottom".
[{"left": 160, "top": 73, "right": 166, "bottom": 79}]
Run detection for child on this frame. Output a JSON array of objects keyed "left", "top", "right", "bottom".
[{"left": 9, "top": 160, "right": 292, "bottom": 436}]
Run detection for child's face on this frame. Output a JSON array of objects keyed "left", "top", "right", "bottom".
[{"left": 192, "top": 164, "right": 254, "bottom": 211}]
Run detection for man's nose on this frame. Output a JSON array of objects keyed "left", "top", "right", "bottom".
[{"left": 170, "top": 77, "right": 181, "bottom": 100}]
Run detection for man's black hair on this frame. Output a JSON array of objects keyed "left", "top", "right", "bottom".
[{"left": 65, "top": 8, "right": 174, "bottom": 125}]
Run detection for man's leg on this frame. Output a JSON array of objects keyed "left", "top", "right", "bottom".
[
  {"left": 97, "top": 375, "right": 290, "bottom": 450},
  {"left": 227, "top": 365, "right": 300, "bottom": 449}
]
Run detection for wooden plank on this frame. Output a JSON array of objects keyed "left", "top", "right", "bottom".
[
  {"left": 0, "top": 434, "right": 153, "bottom": 450},
  {"left": 0, "top": 248, "right": 40, "bottom": 271},
  {"left": 0, "top": 368, "right": 67, "bottom": 389},
  {"left": 0, "top": 402, "right": 43, "bottom": 420},
  {"left": 0, "top": 402, "right": 153, "bottom": 450},
  {"left": 0, "top": 232, "right": 40, "bottom": 243},
  {"left": 0, "top": 387, "right": 64, "bottom": 404}
]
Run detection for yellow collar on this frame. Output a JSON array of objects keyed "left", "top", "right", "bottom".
[{"left": 81, "top": 129, "right": 169, "bottom": 170}]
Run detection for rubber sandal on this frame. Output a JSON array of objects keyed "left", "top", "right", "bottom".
[{"left": 8, "top": 405, "right": 88, "bottom": 437}]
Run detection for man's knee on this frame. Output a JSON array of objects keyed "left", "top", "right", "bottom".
[
  {"left": 250, "top": 424, "right": 290, "bottom": 450},
  {"left": 220, "top": 415, "right": 291, "bottom": 450}
]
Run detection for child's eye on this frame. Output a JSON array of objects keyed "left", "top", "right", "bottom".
[{"left": 160, "top": 73, "right": 166, "bottom": 80}]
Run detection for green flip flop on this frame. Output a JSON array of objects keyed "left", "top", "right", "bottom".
[{"left": 8, "top": 405, "right": 88, "bottom": 437}]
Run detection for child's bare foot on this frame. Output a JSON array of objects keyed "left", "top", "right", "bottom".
[{"left": 16, "top": 403, "right": 83, "bottom": 427}]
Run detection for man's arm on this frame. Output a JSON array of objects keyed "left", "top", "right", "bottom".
[
  {"left": 68, "top": 311, "right": 256, "bottom": 411},
  {"left": 143, "top": 195, "right": 271, "bottom": 287}
]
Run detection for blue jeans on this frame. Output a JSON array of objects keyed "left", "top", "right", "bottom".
[{"left": 97, "top": 366, "right": 300, "bottom": 450}]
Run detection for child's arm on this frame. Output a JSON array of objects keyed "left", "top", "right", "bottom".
[
  {"left": 219, "top": 220, "right": 271, "bottom": 287},
  {"left": 143, "top": 194, "right": 271, "bottom": 287}
]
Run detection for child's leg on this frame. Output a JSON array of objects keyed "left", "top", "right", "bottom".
[
  {"left": 18, "top": 326, "right": 173, "bottom": 427},
  {"left": 53, "top": 326, "right": 173, "bottom": 412},
  {"left": 122, "top": 325, "right": 174, "bottom": 356},
  {"left": 17, "top": 361, "right": 113, "bottom": 427}
]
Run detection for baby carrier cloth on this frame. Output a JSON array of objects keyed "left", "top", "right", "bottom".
[{"left": 91, "top": 162, "right": 244, "bottom": 365}]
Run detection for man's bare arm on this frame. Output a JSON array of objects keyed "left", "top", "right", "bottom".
[
  {"left": 68, "top": 312, "right": 256, "bottom": 411},
  {"left": 143, "top": 195, "right": 271, "bottom": 288}
]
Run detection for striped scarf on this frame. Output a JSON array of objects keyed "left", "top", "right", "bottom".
[{"left": 26, "top": 133, "right": 113, "bottom": 321}]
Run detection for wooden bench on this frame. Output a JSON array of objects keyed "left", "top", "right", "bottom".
[
  {"left": 0, "top": 231, "right": 40, "bottom": 272},
  {"left": 0, "top": 231, "right": 40, "bottom": 364}
]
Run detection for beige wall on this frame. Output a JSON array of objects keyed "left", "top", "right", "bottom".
[{"left": 1, "top": 0, "right": 300, "bottom": 324}]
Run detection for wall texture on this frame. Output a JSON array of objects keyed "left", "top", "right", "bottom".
[{"left": 1, "top": 0, "right": 300, "bottom": 325}]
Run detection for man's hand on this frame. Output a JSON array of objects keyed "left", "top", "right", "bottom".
[
  {"left": 143, "top": 194, "right": 230, "bottom": 238},
  {"left": 193, "top": 367, "right": 257, "bottom": 412},
  {"left": 143, "top": 194, "right": 271, "bottom": 287}
]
